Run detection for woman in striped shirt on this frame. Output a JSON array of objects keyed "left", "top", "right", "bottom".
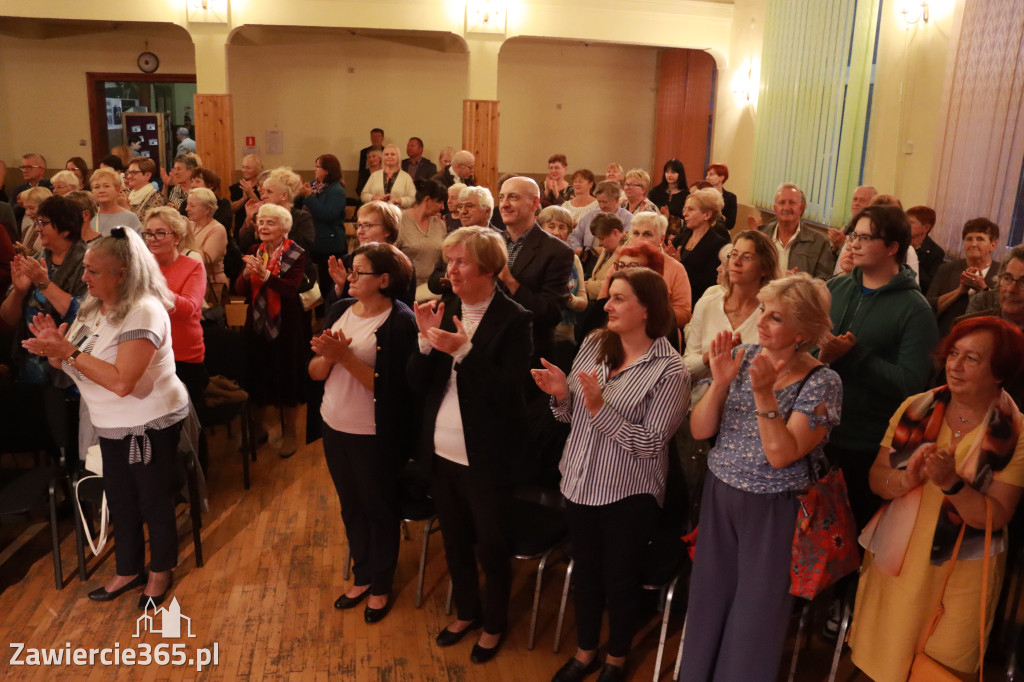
[{"left": 533, "top": 267, "right": 689, "bottom": 682}]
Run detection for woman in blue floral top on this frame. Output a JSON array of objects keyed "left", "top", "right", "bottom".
[{"left": 679, "top": 273, "right": 843, "bottom": 681}]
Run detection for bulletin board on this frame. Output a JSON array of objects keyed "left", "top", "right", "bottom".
[{"left": 122, "top": 112, "right": 167, "bottom": 171}]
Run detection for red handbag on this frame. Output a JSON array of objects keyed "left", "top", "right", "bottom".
[{"left": 789, "top": 465, "right": 861, "bottom": 599}]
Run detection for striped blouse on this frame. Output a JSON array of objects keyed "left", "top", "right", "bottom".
[{"left": 553, "top": 333, "right": 690, "bottom": 506}]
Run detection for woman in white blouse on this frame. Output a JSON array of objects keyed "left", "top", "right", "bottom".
[
  {"left": 23, "top": 228, "right": 188, "bottom": 608},
  {"left": 533, "top": 267, "right": 689, "bottom": 682},
  {"left": 184, "top": 187, "right": 229, "bottom": 304},
  {"left": 360, "top": 144, "right": 416, "bottom": 209}
]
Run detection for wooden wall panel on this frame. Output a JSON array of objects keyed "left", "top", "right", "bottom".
[
  {"left": 194, "top": 93, "right": 234, "bottom": 199},
  {"left": 653, "top": 50, "right": 717, "bottom": 189},
  {"left": 462, "top": 100, "right": 500, "bottom": 194}
]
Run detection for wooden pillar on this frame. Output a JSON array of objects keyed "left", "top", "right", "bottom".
[
  {"left": 193, "top": 94, "right": 234, "bottom": 200},
  {"left": 463, "top": 100, "right": 500, "bottom": 194},
  {"left": 653, "top": 49, "right": 717, "bottom": 187}
]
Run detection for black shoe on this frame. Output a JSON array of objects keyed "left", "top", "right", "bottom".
[
  {"left": 595, "top": 663, "right": 625, "bottom": 682},
  {"left": 469, "top": 633, "right": 504, "bottom": 664},
  {"left": 435, "top": 619, "right": 483, "bottom": 647},
  {"left": 138, "top": 574, "right": 174, "bottom": 610},
  {"left": 87, "top": 572, "right": 147, "bottom": 602},
  {"left": 552, "top": 656, "right": 601, "bottom": 682},
  {"left": 363, "top": 597, "right": 392, "bottom": 624},
  {"left": 334, "top": 588, "right": 370, "bottom": 610}
]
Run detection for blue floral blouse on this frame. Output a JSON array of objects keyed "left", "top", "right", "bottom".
[{"left": 708, "top": 344, "right": 843, "bottom": 494}]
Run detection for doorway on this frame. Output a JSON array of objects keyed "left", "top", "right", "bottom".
[{"left": 86, "top": 73, "right": 197, "bottom": 171}]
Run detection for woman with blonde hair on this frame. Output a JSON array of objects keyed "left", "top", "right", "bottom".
[
  {"left": 90, "top": 168, "right": 141, "bottom": 236},
  {"left": 361, "top": 145, "right": 415, "bottom": 209},
  {"left": 680, "top": 273, "right": 842, "bottom": 681},
  {"left": 674, "top": 187, "right": 731, "bottom": 306},
  {"left": 184, "top": 187, "right": 229, "bottom": 303},
  {"left": 621, "top": 169, "right": 658, "bottom": 215}
]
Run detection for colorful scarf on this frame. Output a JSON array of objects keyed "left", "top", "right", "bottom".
[
  {"left": 250, "top": 238, "right": 300, "bottom": 340},
  {"left": 860, "top": 386, "right": 1020, "bottom": 574}
]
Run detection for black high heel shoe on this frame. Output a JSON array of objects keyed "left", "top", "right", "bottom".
[
  {"left": 363, "top": 596, "right": 392, "bottom": 624},
  {"left": 334, "top": 588, "right": 370, "bottom": 610},
  {"left": 88, "top": 572, "right": 147, "bottom": 602}
]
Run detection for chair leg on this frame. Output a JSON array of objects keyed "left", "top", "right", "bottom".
[
  {"left": 673, "top": 614, "right": 688, "bottom": 681},
  {"left": 72, "top": 480, "right": 88, "bottom": 581},
  {"left": 401, "top": 520, "right": 410, "bottom": 541},
  {"left": 48, "top": 477, "right": 62, "bottom": 590},
  {"left": 554, "top": 559, "right": 574, "bottom": 654},
  {"left": 653, "top": 574, "right": 680, "bottom": 682},
  {"left": 445, "top": 577, "right": 453, "bottom": 615},
  {"left": 342, "top": 544, "right": 351, "bottom": 581},
  {"left": 787, "top": 601, "right": 812, "bottom": 682},
  {"left": 528, "top": 547, "right": 555, "bottom": 650},
  {"left": 414, "top": 517, "right": 437, "bottom": 609},
  {"left": 829, "top": 585, "right": 855, "bottom": 682},
  {"left": 187, "top": 462, "right": 203, "bottom": 568}
]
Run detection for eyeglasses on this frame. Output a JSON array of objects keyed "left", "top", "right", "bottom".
[
  {"left": 459, "top": 203, "right": 480, "bottom": 211},
  {"left": 355, "top": 222, "right": 383, "bottom": 231},
  {"left": 33, "top": 218, "right": 53, "bottom": 228},
  {"left": 846, "top": 233, "right": 882, "bottom": 244},
  {"left": 141, "top": 231, "right": 171, "bottom": 241},
  {"left": 347, "top": 270, "right": 380, "bottom": 280},
  {"left": 124, "top": 170, "right": 144, "bottom": 176},
  {"left": 727, "top": 251, "right": 756, "bottom": 263},
  {"left": 19, "top": 165, "right": 41, "bottom": 171},
  {"left": 615, "top": 261, "right": 646, "bottom": 269},
  {"left": 999, "top": 273, "right": 1024, "bottom": 289},
  {"left": 623, "top": 183, "right": 644, "bottom": 189}
]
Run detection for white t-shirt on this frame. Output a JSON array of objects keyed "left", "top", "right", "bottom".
[
  {"left": 64, "top": 295, "right": 188, "bottom": 429},
  {"left": 321, "top": 306, "right": 391, "bottom": 434}
]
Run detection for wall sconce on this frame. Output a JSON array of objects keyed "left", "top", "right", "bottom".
[
  {"left": 466, "top": 0, "right": 507, "bottom": 35},
  {"left": 186, "top": 0, "right": 228, "bottom": 24},
  {"left": 732, "top": 60, "right": 758, "bottom": 108},
  {"left": 899, "top": 1, "right": 929, "bottom": 25}
]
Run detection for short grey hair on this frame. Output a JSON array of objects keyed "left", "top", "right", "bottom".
[
  {"left": 257, "top": 203, "right": 293, "bottom": 233},
  {"left": 775, "top": 182, "right": 806, "bottom": 204},
  {"left": 177, "top": 127, "right": 190, "bottom": 138},
  {"left": 459, "top": 185, "right": 494, "bottom": 211},
  {"left": 1003, "top": 245, "right": 1024, "bottom": 272},
  {"left": 631, "top": 211, "right": 669, "bottom": 237},
  {"left": 188, "top": 187, "right": 218, "bottom": 214}
]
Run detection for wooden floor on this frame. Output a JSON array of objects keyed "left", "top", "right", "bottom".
[{"left": 0, "top": 412, "right": 924, "bottom": 681}]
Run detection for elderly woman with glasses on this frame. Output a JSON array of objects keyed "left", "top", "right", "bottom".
[
  {"left": 126, "top": 158, "right": 167, "bottom": 221},
  {"left": 0, "top": 195, "right": 88, "bottom": 385},
  {"left": 142, "top": 207, "right": 207, "bottom": 406},
  {"left": 621, "top": 169, "right": 658, "bottom": 215}
]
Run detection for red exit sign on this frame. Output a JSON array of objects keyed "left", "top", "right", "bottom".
[{"left": 245, "top": 136, "right": 256, "bottom": 146}]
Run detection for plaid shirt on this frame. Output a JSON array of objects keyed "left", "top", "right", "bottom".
[{"left": 504, "top": 225, "right": 534, "bottom": 270}]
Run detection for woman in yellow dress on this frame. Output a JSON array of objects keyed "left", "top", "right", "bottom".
[{"left": 849, "top": 316, "right": 1024, "bottom": 681}]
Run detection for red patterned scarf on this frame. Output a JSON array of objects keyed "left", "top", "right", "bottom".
[{"left": 250, "top": 238, "right": 299, "bottom": 339}]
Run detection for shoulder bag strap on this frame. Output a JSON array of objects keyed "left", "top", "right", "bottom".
[
  {"left": 786, "top": 364, "right": 826, "bottom": 481},
  {"left": 979, "top": 497, "right": 992, "bottom": 680},
  {"left": 915, "top": 520, "right": 967, "bottom": 655}
]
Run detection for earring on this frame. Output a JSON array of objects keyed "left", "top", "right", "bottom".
[{"left": 794, "top": 341, "right": 802, "bottom": 351}]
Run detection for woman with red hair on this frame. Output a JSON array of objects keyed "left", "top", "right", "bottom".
[
  {"left": 705, "top": 163, "right": 737, "bottom": 231},
  {"left": 850, "top": 316, "right": 1024, "bottom": 681}
]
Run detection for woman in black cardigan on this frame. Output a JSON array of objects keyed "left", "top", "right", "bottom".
[
  {"left": 309, "top": 242, "right": 418, "bottom": 624},
  {"left": 408, "top": 226, "right": 533, "bottom": 665},
  {"left": 674, "top": 187, "right": 731, "bottom": 308}
]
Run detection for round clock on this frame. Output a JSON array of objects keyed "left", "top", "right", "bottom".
[{"left": 137, "top": 51, "right": 160, "bottom": 74}]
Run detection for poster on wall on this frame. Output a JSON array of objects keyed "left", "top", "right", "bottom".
[
  {"left": 107, "top": 98, "right": 138, "bottom": 128},
  {"left": 122, "top": 112, "right": 166, "bottom": 172}
]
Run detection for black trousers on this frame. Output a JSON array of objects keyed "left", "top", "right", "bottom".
[
  {"left": 565, "top": 494, "right": 659, "bottom": 657},
  {"left": 431, "top": 455, "right": 512, "bottom": 635},
  {"left": 175, "top": 360, "right": 209, "bottom": 410},
  {"left": 99, "top": 421, "right": 182, "bottom": 576},
  {"left": 828, "top": 443, "right": 880, "bottom": 531},
  {"left": 322, "top": 425, "right": 401, "bottom": 596}
]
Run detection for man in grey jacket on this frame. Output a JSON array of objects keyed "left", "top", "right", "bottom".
[{"left": 757, "top": 182, "right": 834, "bottom": 279}]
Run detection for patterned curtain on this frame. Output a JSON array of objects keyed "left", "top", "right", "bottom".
[{"left": 931, "top": 0, "right": 1024, "bottom": 254}]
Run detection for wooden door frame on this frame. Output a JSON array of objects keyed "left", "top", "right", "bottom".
[{"left": 86, "top": 72, "right": 196, "bottom": 169}]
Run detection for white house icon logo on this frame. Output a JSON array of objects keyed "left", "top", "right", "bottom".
[{"left": 133, "top": 597, "right": 196, "bottom": 639}]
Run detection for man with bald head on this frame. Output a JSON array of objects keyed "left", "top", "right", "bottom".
[
  {"left": 827, "top": 185, "right": 877, "bottom": 252},
  {"left": 434, "top": 150, "right": 476, "bottom": 189},
  {"left": 496, "top": 176, "right": 573, "bottom": 364}
]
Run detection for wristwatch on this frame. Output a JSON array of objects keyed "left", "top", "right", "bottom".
[
  {"left": 66, "top": 349, "right": 82, "bottom": 367},
  {"left": 36, "top": 280, "right": 50, "bottom": 291},
  {"left": 942, "top": 478, "right": 966, "bottom": 496},
  {"left": 755, "top": 410, "right": 780, "bottom": 419}
]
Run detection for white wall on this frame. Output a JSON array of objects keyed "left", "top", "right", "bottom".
[{"left": 497, "top": 38, "right": 659, "bottom": 175}]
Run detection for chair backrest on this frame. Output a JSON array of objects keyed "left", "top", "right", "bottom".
[{"left": 202, "top": 325, "right": 248, "bottom": 385}]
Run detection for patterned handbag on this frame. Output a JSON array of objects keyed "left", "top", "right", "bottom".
[
  {"left": 789, "top": 464, "right": 861, "bottom": 599},
  {"left": 787, "top": 365, "right": 860, "bottom": 599}
]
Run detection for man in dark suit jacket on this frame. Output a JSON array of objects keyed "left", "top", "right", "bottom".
[
  {"left": 401, "top": 137, "right": 438, "bottom": 182},
  {"left": 11, "top": 153, "right": 52, "bottom": 227},
  {"left": 357, "top": 128, "right": 385, "bottom": 197},
  {"left": 433, "top": 150, "right": 476, "bottom": 190},
  {"left": 907, "top": 205, "right": 944, "bottom": 295}
]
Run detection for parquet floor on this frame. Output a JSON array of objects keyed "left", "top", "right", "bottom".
[{"left": 0, "top": 411, "right": 914, "bottom": 681}]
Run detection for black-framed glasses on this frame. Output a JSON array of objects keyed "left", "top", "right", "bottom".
[
  {"left": 124, "top": 170, "right": 144, "bottom": 176},
  {"left": 355, "top": 222, "right": 383, "bottom": 231},
  {"left": 141, "top": 230, "right": 171, "bottom": 241},
  {"left": 615, "top": 261, "right": 646, "bottom": 269},
  {"left": 999, "top": 273, "right": 1024, "bottom": 289},
  {"left": 846, "top": 233, "right": 881, "bottom": 244},
  {"left": 347, "top": 270, "right": 380, "bottom": 280}
]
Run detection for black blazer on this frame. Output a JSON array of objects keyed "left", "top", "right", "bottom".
[
  {"left": 402, "top": 158, "right": 438, "bottom": 182},
  {"left": 675, "top": 226, "right": 731, "bottom": 307},
  {"left": 407, "top": 289, "right": 534, "bottom": 487},
  {"left": 306, "top": 298, "right": 419, "bottom": 454},
  {"left": 722, "top": 189, "right": 738, "bottom": 232},
  {"left": 432, "top": 166, "right": 474, "bottom": 189},
  {"left": 927, "top": 257, "right": 1002, "bottom": 337}
]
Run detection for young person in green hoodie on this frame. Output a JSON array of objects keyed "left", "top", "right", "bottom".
[{"left": 819, "top": 204, "right": 939, "bottom": 530}]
